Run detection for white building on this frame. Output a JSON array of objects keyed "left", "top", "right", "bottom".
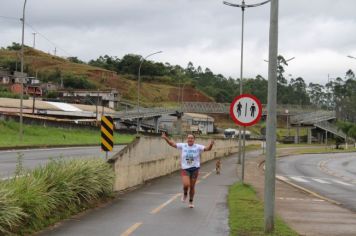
[{"left": 156, "top": 113, "right": 214, "bottom": 134}]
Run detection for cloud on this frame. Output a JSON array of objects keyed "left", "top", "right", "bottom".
[{"left": 1, "top": 0, "right": 356, "bottom": 85}]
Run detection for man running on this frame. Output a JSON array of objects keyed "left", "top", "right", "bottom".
[{"left": 162, "top": 132, "right": 214, "bottom": 208}]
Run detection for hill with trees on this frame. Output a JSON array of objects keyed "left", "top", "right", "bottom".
[{"left": 1, "top": 43, "right": 355, "bottom": 126}]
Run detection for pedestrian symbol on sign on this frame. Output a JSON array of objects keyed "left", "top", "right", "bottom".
[{"left": 230, "top": 94, "right": 262, "bottom": 127}]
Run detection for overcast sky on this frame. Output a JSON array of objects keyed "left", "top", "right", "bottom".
[{"left": 1, "top": 0, "right": 356, "bottom": 85}]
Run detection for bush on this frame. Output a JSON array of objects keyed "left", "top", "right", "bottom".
[{"left": 0, "top": 159, "right": 115, "bottom": 235}]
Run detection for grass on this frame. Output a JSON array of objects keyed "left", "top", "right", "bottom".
[
  {"left": 0, "top": 158, "right": 115, "bottom": 235},
  {"left": 228, "top": 183, "right": 298, "bottom": 236},
  {"left": 0, "top": 120, "right": 134, "bottom": 148}
]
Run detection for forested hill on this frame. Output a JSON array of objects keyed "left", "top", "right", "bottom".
[
  {"left": 1, "top": 43, "right": 355, "bottom": 122},
  {"left": 88, "top": 53, "right": 356, "bottom": 122}
]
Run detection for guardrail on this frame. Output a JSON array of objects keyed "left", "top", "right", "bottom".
[
  {"left": 314, "top": 121, "right": 346, "bottom": 139},
  {"left": 290, "top": 111, "right": 336, "bottom": 125}
]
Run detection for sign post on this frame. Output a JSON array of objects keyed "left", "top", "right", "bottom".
[
  {"left": 101, "top": 116, "right": 114, "bottom": 159},
  {"left": 230, "top": 94, "right": 262, "bottom": 182}
]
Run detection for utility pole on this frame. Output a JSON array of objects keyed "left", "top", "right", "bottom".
[
  {"left": 32, "top": 32, "right": 36, "bottom": 49},
  {"left": 20, "top": 0, "right": 27, "bottom": 141},
  {"left": 264, "top": 0, "right": 278, "bottom": 233},
  {"left": 54, "top": 47, "right": 57, "bottom": 56}
]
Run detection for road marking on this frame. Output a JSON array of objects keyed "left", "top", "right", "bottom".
[
  {"left": 120, "top": 222, "right": 143, "bottom": 236},
  {"left": 277, "top": 197, "right": 324, "bottom": 202},
  {"left": 290, "top": 176, "right": 308, "bottom": 183},
  {"left": 202, "top": 171, "right": 212, "bottom": 179},
  {"left": 276, "top": 175, "right": 289, "bottom": 181},
  {"left": 332, "top": 180, "right": 352, "bottom": 186},
  {"left": 150, "top": 193, "right": 181, "bottom": 214},
  {"left": 312, "top": 178, "right": 330, "bottom": 184}
]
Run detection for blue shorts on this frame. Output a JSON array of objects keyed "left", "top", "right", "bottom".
[{"left": 181, "top": 167, "right": 200, "bottom": 179}]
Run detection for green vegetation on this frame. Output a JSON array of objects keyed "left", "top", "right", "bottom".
[
  {"left": 0, "top": 86, "right": 29, "bottom": 99},
  {"left": 0, "top": 158, "right": 115, "bottom": 235},
  {"left": 0, "top": 120, "right": 134, "bottom": 148},
  {"left": 228, "top": 183, "right": 298, "bottom": 236}
]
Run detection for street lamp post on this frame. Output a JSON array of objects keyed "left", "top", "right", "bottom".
[
  {"left": 137, "top": 51, "right": 162, "bottom": 134},
  {"left": 223, "top": 0, "right": 270, "bottom": 165},
  {"left": 20, "top": 0, "right": 28, "bottom": 141}
]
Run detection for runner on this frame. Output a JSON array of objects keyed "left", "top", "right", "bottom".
[{"left": 161, "top": 132, "right": 214, "bottom": 208}]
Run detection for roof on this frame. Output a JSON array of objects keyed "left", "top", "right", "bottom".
[{"left": 184, "top": 113, "right": 214, "bottom": 122}]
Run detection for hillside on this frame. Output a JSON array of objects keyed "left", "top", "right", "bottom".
[{"left": 0, "top": 47, "right": 213, "bottom": 107}]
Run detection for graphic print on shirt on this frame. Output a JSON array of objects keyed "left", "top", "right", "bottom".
[
  {"left": 176, "top": 143, "right": 205, "bottom": 169},
  {"left": 184, "top": 149, "right": 198, "bottom": 166}
]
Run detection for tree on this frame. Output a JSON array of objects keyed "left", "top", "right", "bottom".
[{"left": 277, "top": 55, "right": 288, "bottom": 85}]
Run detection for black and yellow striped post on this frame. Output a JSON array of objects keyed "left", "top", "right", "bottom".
[{"left": 101, "top": 116, "right": 114, "bottom": 158}]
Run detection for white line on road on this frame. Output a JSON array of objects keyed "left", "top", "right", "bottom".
[
  {"left": 290, "top": 176, "right": 309, "bottom": 183},
  {"left": 202, "top": 171, "right": 212, "bottom": 179},
  {"left": 120, "top": 222, "right": 143, "bottom": 236},
  {"left": 332, "top": 180, "right": 352, "bottom": 186},
  {"left": 150, "top": 193, "right": 181, "bottom": 214},
  {"left": 312, "top": 178, "right": 330, "bottom": 184}
]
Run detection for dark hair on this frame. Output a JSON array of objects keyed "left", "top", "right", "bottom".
[{"left": 187, "top": 134, "right": 195, "bottom": 139}]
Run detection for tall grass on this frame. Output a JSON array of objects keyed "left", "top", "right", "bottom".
[{"left": 0, "top": 159, "right": 115, "bottom": 235}]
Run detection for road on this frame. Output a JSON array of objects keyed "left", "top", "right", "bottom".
[
  {"left": 277, "top": 152, "right": 356, "bottom": 211},
  {"left": 0, "top": 146, "right": 125, "bottom": 179},
  {"left": 36, "top": 151, "right": 262, "bottom": 236}
]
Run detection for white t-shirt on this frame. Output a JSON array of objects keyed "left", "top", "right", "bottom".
[{"left": 176, "top": 143, "right": 205, "bottom": 169}]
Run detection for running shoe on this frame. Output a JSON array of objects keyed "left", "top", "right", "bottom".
[
  {"left": 188, "top": 202, "right": 194, "bottom": 208},
  {"left": 181, "top": 194, "right": 187, "bottom": 202}
]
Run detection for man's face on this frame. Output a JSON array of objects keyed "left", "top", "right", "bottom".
[{"left": 187, "top": 135, "right": 195, "bottom": 146}]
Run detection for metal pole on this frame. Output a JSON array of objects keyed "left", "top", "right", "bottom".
[
  {"left": 237, "top": 4, "right": 245, "bottom": 165},
  {"left": 32, "top": 90, "right": 35, "bottom": 114},
  {"left": 32, "top": 32, "right": 36, "bottom": 49},
  {"left": 20, "top": 0, "right": 27, "bottom": 141},
  {"left": 264, "top": 0, "right": 278, "bottom": 233},
  {"left": 241, "top": 126, "right": 246, "bottom": 182},
  {"left": 137, "top": 51, "right": 162, "bottom": 135}
]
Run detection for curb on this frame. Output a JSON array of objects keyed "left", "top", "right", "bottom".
[{"left": 258, "top": 159, "right": 342, "bottom": 206}]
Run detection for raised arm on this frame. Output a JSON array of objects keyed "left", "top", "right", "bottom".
[
  {"left": 204, "top": 140, "right": 215, "bottom": 151},
  {"left": 161, "top": 132, "right": 177, "bottom": 148}
]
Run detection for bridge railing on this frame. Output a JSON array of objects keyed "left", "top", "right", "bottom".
[
  {"left": 290, "top": 111, "right": 336, "bottom": 125},
  {"left": 314, "top": 121, "right": 346, "bottom": 139},
  {"left": 181, "top": 102, "right": 325, "bottom": 114}
]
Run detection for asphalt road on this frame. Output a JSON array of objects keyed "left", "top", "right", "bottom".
[
  {"left": 0, "top": 146, "right": 125, "bottom": 179},
  {"left": 36, "top": 151, "right": 262, "bottom": 236},
  {"left": 277, "top": 152, "right": 356, "bottom": 211}
]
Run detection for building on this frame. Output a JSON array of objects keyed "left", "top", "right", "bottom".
[
  {"left": 0, "top": 69, "right": 11, "bottom": 84},
  {"left": 41, "top": 82, "right": 59, "bottom": 92},
  {"left": 58, "top": 89, "right": 120, "bottom": 109},
  {"left": 26, "top": 85, "right": 42, "bottom": 97},
  {"left": 154, "top": 113, "right": 214, "bottom": 134}
]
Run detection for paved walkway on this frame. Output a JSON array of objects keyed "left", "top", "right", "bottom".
[{"left": 36, "top": 152, "right": 240, "bottom": 236}]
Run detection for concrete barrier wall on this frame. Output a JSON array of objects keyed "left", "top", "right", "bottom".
[{"left": 110, "top": 136, "right": 242, "bottom": 191}]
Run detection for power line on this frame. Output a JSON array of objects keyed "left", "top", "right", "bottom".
[
  {"left": 25, "top": 22, "right": 73, "bottom": 57},
  {"left": 0, "top": 15, "right": 73, "bottom": 57},
  {"left": 0, "top": 15, "right": 20, "bottom": 21}
]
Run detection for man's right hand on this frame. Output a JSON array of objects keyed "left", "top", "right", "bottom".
[{"left": 161, "top": 132, "right": 167, "bottom": 139}]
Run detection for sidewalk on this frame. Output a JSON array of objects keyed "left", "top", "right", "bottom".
[{"left": 245, "top": 153, "right": 356, "bottom": 236}]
